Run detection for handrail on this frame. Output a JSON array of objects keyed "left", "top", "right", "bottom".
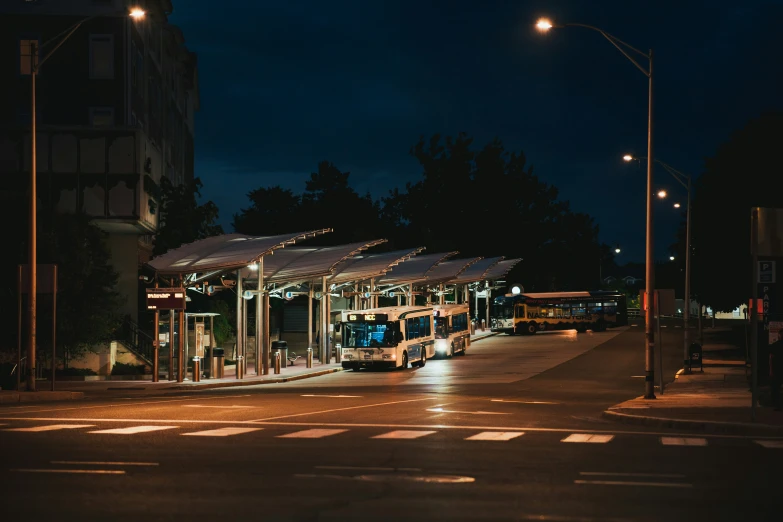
[{"left": 115, "top": 319, "right": 155, "bottom": 364}]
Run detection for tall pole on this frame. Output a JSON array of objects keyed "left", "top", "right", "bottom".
[
  {"left": 683, "top": 176, "right": 693, "bottom": 372},
  {"left": 51, "top": 265, "right": 57, "bottom": 391},
  {"left": 177, "top": 309, "right": 184, "bottom": 383},
  {"left": 262, "top": 290, "right": 270, "bottom": 375},
  {"left": 168, "top": 310, "right": 174, "bottom": 380},
  {"left": 320, "top": 276, "right": 328, "bottom": 364},
  {"left": 17, "top": 265, "right": 22, "bottom": 391},
  {"left": 235, "top": 269, "right": 243, "bottom": 370},
  {"left": 644, "top": 49, "right": 656, "bottom": 399},
  {"left": 750, "top": 208, "right": 759, "bottom": 421},
  {"left": 256, "top": 258, "right": 264, "bottom": 375},
  {"left": 152, "top": 281, "right": 159, "bottom": 383},
  {"left": 27, "top": 43, "right": 38, "bottom": 392}
]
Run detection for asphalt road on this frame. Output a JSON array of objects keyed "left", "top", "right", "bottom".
[{"left": 1, "top": 323, "right": 780, "bottom": 522}]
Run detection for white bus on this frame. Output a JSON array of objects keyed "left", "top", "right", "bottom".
[
  {"left": 336, "top": 306, "right": 435, "bottom": 370},
  {"left": 432, "top": 304, "right": 470, "bottom": 357}
]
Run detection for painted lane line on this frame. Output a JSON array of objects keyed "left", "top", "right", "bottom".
[
  {"left": 250, "top": 396, "right": 438, "bottom": 422},
  {"left": 277, "top": 429, "right": 348, "bottom": 439},
  {"left": 427, "top": 408, "right": 509, "bottom": 415},
  {"left": 89, "top": 426, "right": 178, "bottom": 435},
  {"left": 465, "top": 431, "right": 524, "bottom": 441},
  {"left": 579, "top": 472, "right": 686, "bottom": 478},
  {"left": 661, "top": 437, "right": 708, "bottom": 446},
  {"left": 315, "top": 465, "right": 422, "bottom": 472},
  {"left": 372, "top": 430, "right": 436, "bottom": 440},
  {"left": 181, "top": 405, "right": 253, "bottom": 409},
  {"left": 183, "top": 427, "right": 262, "bottom": 437},
  {"left": 574, "top": 479, "right": 692, "bottom": 488},
  {"left": 562, "top": 434, "right": 614, "bottom": 443},
  {"left": 490, "top": 399, "right": 559, "bottom": 405},
  {"left": 51, "top": 461, "right": 159, "bottom": 466},
  {"left": 756, "top": 440, "right": 783, "bottom": 448},
  {"left": 11, "top": 469, "right": 126, "bottom": 475},
  {"left": 300, "top": 394, "right": 362, "bottom": 398},
  {"left": 4, "top": 424, "right": 94, "bottom": 432}
]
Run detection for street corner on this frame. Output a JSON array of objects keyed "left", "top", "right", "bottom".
[{"left": 0, "top": 390, "right": 85, "bottom": 403}]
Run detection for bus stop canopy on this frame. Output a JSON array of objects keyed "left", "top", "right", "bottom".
[
  {"left": 423, "top": 257, "right": 482, "bottom": 284},
  {"left": 482, "top": 258, "right": 522, "bottom": 281},
  {"left": 376, "top": 252, "right": 458, "bottom": 286},
  {"left": 145, "top": 230, "right": 331, "bottom": 277},
  {"left": 448, "top": 256, "right": 504, "bottom": 284},
  {"left": 329, "top": 247, "right": 426, "bottom": 285}
]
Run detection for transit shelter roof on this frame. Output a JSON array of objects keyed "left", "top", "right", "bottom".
[
  {"left": 146, "top": 230, "right": 331, "bottom": 276},
  {"left": 424, "top": 257, "right": 482, "bottom": 284},
  {"left": 449, "top": 256, "right": 504, "bottom": 284},
  {"left": 329, "top": 247, "right": 425, "bottom": 285},
  {"left": 376, "top": 252, "right": 458, "bottom": 286},
  {"left": 483, "top": 258, "right": 522, "bottom": 281}
]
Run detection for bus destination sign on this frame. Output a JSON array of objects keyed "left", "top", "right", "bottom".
[
  {"left": 347, "top": 313, "right": 388, "bottom": 322},
  {"left": 146, "top": 288, "right": 187, "bottom": 310}
]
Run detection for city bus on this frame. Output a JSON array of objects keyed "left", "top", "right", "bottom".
[
  {"left": 490, "top": 291, "right": 627, "bottom": 335},
  {"left": 433, "top": 304, "right": 470, "bottom": 357},
  {"left": 336, "top": 306, "right": 435, "bottom": 370}
]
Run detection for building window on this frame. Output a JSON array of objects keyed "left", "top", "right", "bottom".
[
  {"left": 89, "top": 107, "right": 114, "bottom": 126},
  {"left": 89, "top": 34, "right": 114, "bottom": 79},
  {"left": 19, "top": 39, "right": 39, "bottom": 75}
]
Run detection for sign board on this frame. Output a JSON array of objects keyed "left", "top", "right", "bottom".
[
  {"left": 757, "top": 208, "right": 783, "bottom": 256},
  {"left": 195, "top": 323, "right": 205, "bottom": 358},
  {"left": 640, "top": 289, "right": 676, "bottom": 315},
  {"left": 346, "top": 313, "right": 388, "bottom": 323},
  {"left": 145, "top": 288, "right": 186, "bottom": 310},
  {"left": 19, "top": 264, "right": 58, "bottom": 294},
  {"left": 759, "top": 261, "right": 776, "bottom": 283}
]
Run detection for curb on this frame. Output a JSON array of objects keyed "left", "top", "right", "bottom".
[
  {"left": 471, "top": 333, "right": 498, "bottom": 342},
  {"left": 0, "top": 391, "right": 85, "bottom": 403},
  {"left": 602, "top": 409, "right": 783, "bottom": 436},
  {"left": 169, "top": 367, "right": 344, "bottom": 390}
]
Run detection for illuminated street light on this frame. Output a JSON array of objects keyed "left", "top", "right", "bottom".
[
  {"left": 623, "top": 154, "right": 634, "bottom": 162},
  {"left": 129, "top": 8, "right": 146, "bottom": 19},
  {"left": 615, "top": 247, "right": 622, "bottom": 254},
  {"left": 657, "top": 190, "right": 667, "bottom": 199},
  {"left": 670, "top": 256, "right": 676, "bottom": 261},
  {"left": 536, "top": 18, "right": 554, "bottom": 31},
  {"left": 673, "top": 202, "right": 681, "bottom": 208}
]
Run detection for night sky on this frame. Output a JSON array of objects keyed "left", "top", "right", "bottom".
[{"left": 170, "top": 0, "right": 782, "bottom": 264}]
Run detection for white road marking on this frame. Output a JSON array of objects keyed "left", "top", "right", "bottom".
[
  {"left": 11, "top": 469, "right": 126, "bottom": 475},
  {"left": 183, "top": 427, "right": 262, "bottom": 437},
  {"left": 277, "top": 429, "right": 347, "bottom": 439},
  {"left": 575, "top": 479, "right": 692, "bottom": 488},
  {"left": 300, "top": 394, "right": 362, "bottom": 398},
  {"left": 466, "top": 431, "right": 524, "bottom": 441},
  {"left": 562, "top": 434, "right": 614, "bottom": 443},
  {"left": 250, "top": 397, "right": 438, "bottom": 422},
  {"left": 630, "top": 376, "right": 646, "bottom": 378},
  {"left": 6, "top": 393, "right": 254, "bottom": 415},
  {"left": 51, "top": 461, "right": 159, "bottom": 466},
  {"left": 372, "top": 430, "right": 436, "bottom": 439},
  {"left": 4, "top": 424, "right": 94, "bottom": 432},
  {"left": 315, "top": 465, "right": 422, "bottom": 472},
  {"left": 427, "top": 408, "right": 508, "bottom": 415},
  {"left": 491, "top": 399, "right": 559, "bottom": 405},
  {"left": 661, "top": 437, "right": 708, "bottom": 446},
  {"left": 579, "top": 472, "right": 686, "bottom": 478},
  {"left": 181, "top": 405, "right": 253, "bottom": 409},
  {"left": 756, "top": 440, "right": 783, "bottom": 448},
  {"left": 89, "top": 426, "right": 178, "bottom": 435}
]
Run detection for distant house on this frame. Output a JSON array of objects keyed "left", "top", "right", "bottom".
[{"left": 603, "top": 275, "right": 643, "bottom": 286}]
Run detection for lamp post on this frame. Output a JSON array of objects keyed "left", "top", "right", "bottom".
[
  {"left": 625, "top": 154, "right": 693, "bottom": 374},
  {"left": 24, "top": 8, "right": 145, "bottom": 392},
  {"left": 537, "top": 18, "right": 657, "bottom": 398}
]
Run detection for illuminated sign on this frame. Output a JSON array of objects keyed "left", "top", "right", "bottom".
[
  {"left": 146, "top": 288, "right": 187, "bottom": 310},
  {"left": 346, "top": 313, "right": 388, "bottom": 322}
]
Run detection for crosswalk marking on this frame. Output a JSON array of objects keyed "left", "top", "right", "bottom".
[
  {"left": 4, "top": 424, "right": 94, "bottom": 432},
  {"left": 277, "top": 429, "right": 347, "bottom": 439},
  {"left": 183, "top": 427, "right": 262, "bottom": 437},
  {"left": 89, "top": 426, "right": 178, "bottom": 435},
  {"left": 465, "top": 431, "right": 524, "bottom": 441},
  {"left": 562, "top": 433, "right": 614, "bottom": 443},
  {"left": 372, "top": 430, "right": 436, "bottom": 440},
  {"left": 661, "top": 437, "right": 707, "bottom": 446},
  {"left": 755, "top": 440, "right": 783, "bottom": 449}
]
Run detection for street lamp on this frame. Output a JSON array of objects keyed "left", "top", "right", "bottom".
[
  {"left": 537, "top": 18, "right": 656, "bottom": 398},
  {"left": 657, "top": 189, "right": 667, "bottom": 199},
  {"left": 615, "top": 247, "right": 621, "bottom": 254},
  {"left": 669, "top": 255, "right": 676, "bottom": 261},
  {"left": 25, "top": 8, "right": 144, "bottom": 392},
  {"left": 623, "top": 153, "right": 694, "bottom": 374}
]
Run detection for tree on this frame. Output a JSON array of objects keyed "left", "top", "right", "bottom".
[
  {"left": 233, "top": 186, "right": 302, "bottom": 236},
  {"left": 153, "top": 177, "right": 223, "bottom": 256},
  {"left": 680, "top": 111, "right": 783, "bottom": 312},
  {"left": 37, "top": 212, "right": 124, "bottom": 366}
]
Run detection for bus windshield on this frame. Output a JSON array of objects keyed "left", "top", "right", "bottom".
[
  {"left": 342, "top": 321, "right": 399, "bottom": 348},
  {"left": 435, "top": 317, "right": 448, "bottom": 339},
  {"left": 493, "top": 302, "right": 514, "bottom": 319}
]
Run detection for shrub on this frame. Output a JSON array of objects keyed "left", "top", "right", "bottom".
[
  {"left": 56, "top": 367, "right": 98, "bottom": 376},
  {"left": 111, "top": 362, "right": 147, "bottom": 375}
]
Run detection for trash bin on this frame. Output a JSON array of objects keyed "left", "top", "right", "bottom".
[
  {"left": 272, "top": 340, "right": 288, "bottom": 368},
  {"left": 211, "top": 347, "right": 225, "bottom": 379},
  {"left": 688, "top": 343, "right": 702, "bottom": 371}
]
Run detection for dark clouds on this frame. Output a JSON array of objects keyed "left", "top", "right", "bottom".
[{"left": 170, "top": 0, "right": 783, "bottom": 262}]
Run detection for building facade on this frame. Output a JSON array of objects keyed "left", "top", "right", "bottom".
[{"left": 0, "top": 0, "right": 198, "bottom": 329}]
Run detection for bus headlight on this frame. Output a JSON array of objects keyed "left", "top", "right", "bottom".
[
  {"left": 382, "top": 354, "right": 395, "bottom": 359},
  {"left": 436, "top": 340, "right": 448, "bottom": 353}
]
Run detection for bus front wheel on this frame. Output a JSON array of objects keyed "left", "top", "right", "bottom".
[
  {"left": 400, "top": 351, "right": 408, "bottom": 369},
  {"left": 527, "top": 322, "right": 537, "bottom": 335},
  {"left": 417, "top": 349, "right": 426, "bottom": 368}
]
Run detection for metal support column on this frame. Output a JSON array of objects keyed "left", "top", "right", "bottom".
[
  {"left": 168, "top": 310, "right": 174, "bottom": 381},
  {"left": 184, "top": 312, "right": 189, "bottom": 370},
  {"left": 242, "top": 294, "right": 248, "bottom": 376},
  {"left": 255, "top": 258, "right": 264, "bottom": 375},
  {"left": 409, "top": 283, "right": 414, "bottom": 306},
  {"left": 152, "top": 282, "right": 159, "bottom": 383},
  {"left": 177, "top": 309, "right": 185, "bottom": 383},
  {"left": 308, "top": 284, "right": 314, "bottom": 353},
  {"left": 485, "top": 283, "right": 491, "bottom": 328},
  {"left": 262, "top": 290, "right": 270, "bottom": 375},
  {"left": 235, "top": 269, "right": 243, "bottom": 365},
  {"left": 320, "top": 276, "right": 328, "bottom": 364},
  {"left": 439, "top": 283, "right": 445, "bottom": 305},
  {"left": 209, "top": 314, "right": 214, "bottom": 355}
]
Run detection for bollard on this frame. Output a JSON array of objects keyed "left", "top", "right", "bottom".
[
  {"left": 481, "top": 319, "right": 486, "bottom": 331},
  {"left": 236, "top": 355, "right": 244, "bottom": 379},
  {"left": 274, "top": 351, "right": 281, "bottom": 374},
  {"left": 470, "top": 321, "right": 476, "bottom": 335},
  {"left": 306, "top": 347, "right": 313, "bottom": 368},
  {"left": 192, "top": 357, "right": 201, "bottom": 383}
]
